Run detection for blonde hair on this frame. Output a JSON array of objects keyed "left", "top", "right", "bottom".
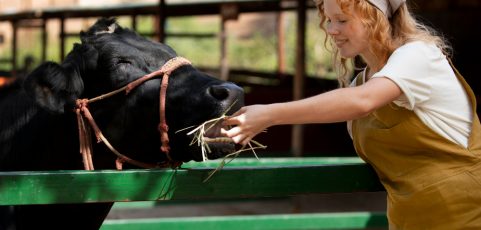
[{"left": 316, "top": 0, "right": 451, "bottom": 87}]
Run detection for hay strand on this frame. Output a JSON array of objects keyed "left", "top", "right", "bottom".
[{"left": 176, "top": 101, "right": 267, "bottom": 181}]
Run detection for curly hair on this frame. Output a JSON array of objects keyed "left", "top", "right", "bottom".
[{"left": 315, "top": 0, "right": 451, "bottom": 87}]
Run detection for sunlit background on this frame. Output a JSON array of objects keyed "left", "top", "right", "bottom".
[{"left": 0, "top": 0, "right": 337, "bottom": 82}]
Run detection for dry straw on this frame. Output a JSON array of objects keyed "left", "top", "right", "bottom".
[{"left": 176, "top": 101, "right": 267, "bottom": 182}]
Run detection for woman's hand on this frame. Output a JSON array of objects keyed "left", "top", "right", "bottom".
[{"left": 222, "top": 104, "right": 274, "bottom": 146}]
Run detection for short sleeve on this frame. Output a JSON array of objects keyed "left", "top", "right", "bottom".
[{"left": 371, "top": 41, "right": 444, "bottom": 110}]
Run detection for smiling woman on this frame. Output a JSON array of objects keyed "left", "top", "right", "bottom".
[{"left": 222, "top": 0, "right": 481, "bottom": 229}]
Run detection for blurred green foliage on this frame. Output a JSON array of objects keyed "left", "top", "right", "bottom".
[{"left": 0, "top": 11, "right": 337, "bottom": 80}]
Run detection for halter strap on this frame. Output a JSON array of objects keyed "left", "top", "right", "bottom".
[{"left": 75, "top": 57, "right": 191, "bottom": 170}]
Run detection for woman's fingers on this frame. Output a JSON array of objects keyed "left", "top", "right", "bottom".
[
  {"left": 220, "top": 127, "right": 252, "bottom": 145},
  {"left": 231, "top": 133, "right": 251, "bottom": 146},
  {"left": 220, "top": 105, "right": 266, "bottom": 145},
  {"left": 224, "top": 107, "right": 246, "bottom": 125},
  {"left": 221, "top": 126, "right": 241, "bottom": 138},
  {"left": 231, "top": 107, "right": 246, "bottom": 117},
  {"left": 233, "top": 135, "right": 247, "bottom": 145},
  {"left": 223, "top": 116, "right": 240, "bottom": 126},
  {"left": 223, "top": 112, "right": 246, "bottom": 126}
]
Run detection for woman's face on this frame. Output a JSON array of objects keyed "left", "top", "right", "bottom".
[{"left": 323, "top": 0, "right": 369, "bottom": 58}]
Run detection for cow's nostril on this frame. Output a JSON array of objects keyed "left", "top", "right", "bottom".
[
  {"left": 207, "top": 83, "right": 244, "bottom": 112},
  {"left": 208, "top": 85, "right": 230, "bottom": 101}
]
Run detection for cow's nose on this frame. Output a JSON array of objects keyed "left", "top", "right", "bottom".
[{"left": 208, "top": 83, "right": 244, "bottom": 105}]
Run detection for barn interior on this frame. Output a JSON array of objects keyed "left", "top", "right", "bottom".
[{"left": 0, "top": 0, "right": 479, "bottom": 228}]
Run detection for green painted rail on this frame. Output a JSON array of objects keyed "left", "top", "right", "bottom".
[
  {"left": 183, "top": 157, "right": 365, "bottom": 167},
  {"left": 101, "top": 212, "right": 388, "bottom": 230},
  {"left": 0, "top": 157, "right": 384, "bottom": 205}
]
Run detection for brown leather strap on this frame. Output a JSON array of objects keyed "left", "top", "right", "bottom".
[{"left": 159, "top": 72, "right": 171, "bottom": 154}]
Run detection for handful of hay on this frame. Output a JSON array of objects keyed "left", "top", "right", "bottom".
[{"left": 176, "top": 103, "right": 267, "bottom": 181}]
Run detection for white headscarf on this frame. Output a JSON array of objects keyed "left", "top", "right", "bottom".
[{"left": 367, "top": 0, "right": 406, "bottom": 18}]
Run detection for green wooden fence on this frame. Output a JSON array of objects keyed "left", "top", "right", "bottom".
[
  {"left": 0, "top": 157, "right": 388, "bottom": 229},
  {"left": 102, "top": 212, "right": 388, "bottom": 230}
]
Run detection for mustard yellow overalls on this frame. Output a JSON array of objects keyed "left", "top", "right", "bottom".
[{"left": 351, "top": 63, "right": 481, "bottom": 229}]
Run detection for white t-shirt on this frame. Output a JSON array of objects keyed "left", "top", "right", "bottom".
[{"left": 348, "top": 41, "right": 473, "bottom": 148}]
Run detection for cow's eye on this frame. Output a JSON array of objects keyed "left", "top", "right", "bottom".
[{"left": 116, "top": 59, "right": 132, "bottom": 66}]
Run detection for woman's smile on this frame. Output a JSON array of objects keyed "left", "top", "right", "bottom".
[{"left": 334, "top": 39, "right": 348, "bottom": 48}]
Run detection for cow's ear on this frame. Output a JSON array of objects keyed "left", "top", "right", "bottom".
[
  {"left": 24, "top": 44, "right": 97, "bottom": 113},
  {"left": 24, "top": 62, "right": 84, "bottom": 114},
  {"left": 80, "top": 18, "right": 119, "bottom": 43}
]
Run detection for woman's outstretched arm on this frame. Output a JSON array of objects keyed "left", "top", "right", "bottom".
[{"left": 222, "top": 77, "right": 402, "bottom": 145}]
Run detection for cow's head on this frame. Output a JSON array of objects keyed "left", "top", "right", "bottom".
[{"left": 23, "top": 18, "right": 244, "bottom": 165}]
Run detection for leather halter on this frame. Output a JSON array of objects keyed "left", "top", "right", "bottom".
[{"left": 75, "top": 57, "right": 191, "bottom": 170}]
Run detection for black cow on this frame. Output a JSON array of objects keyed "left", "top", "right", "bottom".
[{"left": 0, "top": 18, "right": 243, "bottom": 229}]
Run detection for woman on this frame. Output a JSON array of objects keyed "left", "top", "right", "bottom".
[{"left": 223, "top": 0, "right": 481, "bottom": 228}]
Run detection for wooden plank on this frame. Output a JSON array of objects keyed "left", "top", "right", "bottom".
[
  {"left": 292, "top": 0, "right": 307, "bottom": 157},
  {"left": 0, "top": 0, "right": 476, "bottom": 23},
  {"left": 101, "top": 212, "right": 388, "bottom": 230},
  {"left": 11, "top": 20, "right": 17, "bottom": 74},
  {"left": 0, "top": 158, "right": 383, "bottom": 205},
  {"left": 0, "top": 0, "right": 312, "bottom": 22}
]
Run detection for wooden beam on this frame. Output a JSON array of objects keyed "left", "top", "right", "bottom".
[
  {"left": 0, "top": 1, "right": 314, "bottom": 22},
  {"left": 59, "top": 17, "right": 65, "bottom": 61},
  {"left": 277, "top": 10, "right": 286, "bottom": 73},
  {"left": 41, "top": 19, "right": 47, "bottom": 62},
  {"left": 101, "top": 212, "right": 388, "bottom": 230},
  {"left": 292, "top": 0, "right": 306, "bottom": 157},
  {"left": 131, "top": 14, "right": 137, "bottom": 31},
  {"left": 157, "top": 0, "right": 166, "bottom": 43},
  {"left": 11, "top": 20, "right": 18, "bottom": 75},
  {"left": 0, "top": 158, "right": 383, "bottom": 205}
]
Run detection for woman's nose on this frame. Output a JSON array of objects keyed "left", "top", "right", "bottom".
[{"left": 326, "top": 23, "right": 339, "bottom": 36}]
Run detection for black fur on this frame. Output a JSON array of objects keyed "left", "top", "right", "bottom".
[{"left": 0, "top": 18, "right": 243, "bottom": 229}]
